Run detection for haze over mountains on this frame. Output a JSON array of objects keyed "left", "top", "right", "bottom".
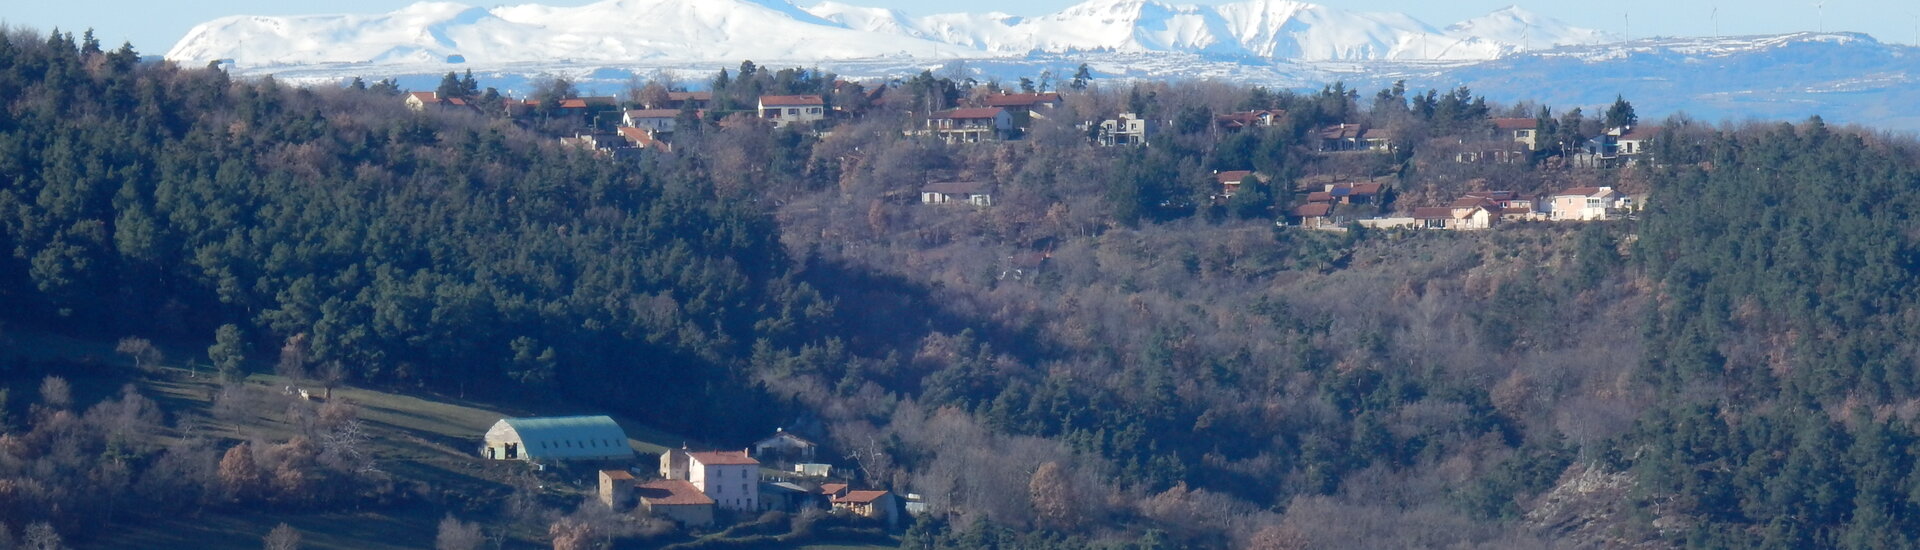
[{"left": 165, "top": 0, "right": 1615, "bottom": 67}]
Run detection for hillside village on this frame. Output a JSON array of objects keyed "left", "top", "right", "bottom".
[
  {"left": 406, "top": 72, "right": 1654, "bottom": 235},
  {"left": 399, "top": 66, "right": 1667, "bottom": 541},
  {"left": 482, "top": 414, "right": 911, "bottom": 534}
]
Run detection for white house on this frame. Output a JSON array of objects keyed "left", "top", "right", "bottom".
[
  {"left": 759, "top": 95, "right": 826, "bottom": 128},
  {"left": 1616, "top": 126, "right": 1659, "bottom": 156},
  {"left": 661, "top": 449, "right": 761, "bottom": 512},
  {"left": 927, "top": 108, "right": 1013, "bottom": 143},
  {"left": 621, "top": 109, "right": 681, "bottom": 133},
  {"left": 1098, "top": 113, "right": 1159, "bottom": 146},
  {"left": 921, "top": 181, "right": 993, "bottom": 206},
  {"left": 752, "top": 429, "right": 818, "bottom": 463}
]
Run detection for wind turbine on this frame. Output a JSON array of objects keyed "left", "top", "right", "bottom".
[
  {"left": 1711, "top": 6, "right": 1719, "bottom": 38},
  {"left": 1814, "top": 1, "right": 1826, "bottom": 33}
]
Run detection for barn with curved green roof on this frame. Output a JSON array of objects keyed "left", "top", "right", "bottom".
[{"left": 483, "top": 415, "right": 632, "bottom": 461}]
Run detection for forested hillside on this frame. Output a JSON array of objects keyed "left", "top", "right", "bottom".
[
  {"left": 0, "top": 30, "right": 818, "bottom": 441},
  {"left": 3, "top": 26, "right": 1920, "bottom": 550}
]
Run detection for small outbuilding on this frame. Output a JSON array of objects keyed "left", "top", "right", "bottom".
[
  {"left": 483, "top": 415, "right": 632, "bottom": 462},
  {"left": 833, "top": 490, "right": 901, "bottom": 528},
  {"left": 753, "top": 428, "right": 818, "bottom": 463},
  {"left": 637, "top": 479, "right": 716, "bottom": 527}
]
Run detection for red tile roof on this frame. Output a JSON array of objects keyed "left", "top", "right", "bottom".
[
  {"left": 1305, "top": 191, "right": 1334, "bottom": 203},
  {"left": 636, "top": 480, "right": 713, "bottom": 506},
  {"left": 689, "top": 450, "right": 759, "bottom": 466},
  {"left": 554, "top": 96, "right": 618, "bottom": 109},
  {"left": 818, "top": 482, "right": 849, "bottom": 496},
  {"left": 667, "top": 91, "right": 712, "bottom": 101},
  {"left": 1347, "top": 182, "right": 1383, "bottom": 196},
  {"left": 760, "top": 95, "right": 824, "bottom": 107},
  {"left": 1492, "top": 118, "right": 1539, "bottom": 130},
  {"left": 616, "top": 126, "right": 668, "bottom": 149},
  {"left": 1214, "top": 170, "right": 1254, "bottom": 184},
  {"left": 983, "top": 93, "right": 1062, "bottom": 107},
  {"left": 1292, "top": 203, "right": 1332, "bottom": 217},
  {"left": 930, "top": 107, "right": 1006, "bottom": 119},
  {"left": 601, "top": 469, "right": 634, "bottom": 480},
  {"left": 1618, "top": 126, "right": 1661, "bottom": 141},
  {"left": 407, "top": 91, "right": 436, "bottom": 102},
  {"left": 1412, "top": 207, "right": 1456, "bottom": 220},
  {"left": 833, "top": 490, "right": 892, "bottom": 504}
]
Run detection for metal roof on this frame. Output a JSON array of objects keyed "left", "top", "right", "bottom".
[{"left": 486, "top": 415, "right": 632, "bottom": 460}]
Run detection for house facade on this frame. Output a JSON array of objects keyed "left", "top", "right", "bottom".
[
  {"left": 752, "top": 429, "right": 817, "bottom": 463},
  {"left": 928, "top": 108, "right": 1013, "bottom": 143},
  {"left": 759, "top": 95, "right": 826, "bottom": 128},
  {"left": 1098, "top": 114, "right": 1159, "bottom": 146},
  {"left": 1492, "top": 118, "right": 1540, "bottom": 150},
  {"left": 832, "top": 490, "right": 901, "bottom": 527},
  {"left": 622, "top": 109, "right": 680, "bottom": 133},
  {"left": 1549, "top": 186, "right": 1626, "bottom": 221},
  {"left": 687, "top": 450, "right": 760, "bottom": 512},
  {"left": 922, "top": 181, "right": 993, "bottom": 206},
  {"left": 1215, "top": 170, "right": 1254, "bottom": 198}
]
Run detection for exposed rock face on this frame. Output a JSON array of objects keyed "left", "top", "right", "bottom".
[{"left": 1524, "top": 463, "right": 1680, "bottom": 549}]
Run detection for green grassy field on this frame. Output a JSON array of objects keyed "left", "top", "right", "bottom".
[{"left": 1, "top": 327, "right": 813, "bottom": 549}]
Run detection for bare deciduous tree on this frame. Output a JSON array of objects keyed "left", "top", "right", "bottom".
[
  {"left": 116, "top": 337, "right": 163, "bottom": 372},
  {"left": 38, "top": 376, "right": 71, "bottom": 411},
  {"left": 22, "top": 522, "right": 63, "bottom": 550},
  {"left": 262, "top": 523, "right": 301, "bottom": 550},
  {"left": 436, "top": 514, "right": 485, "bottom": 550}
]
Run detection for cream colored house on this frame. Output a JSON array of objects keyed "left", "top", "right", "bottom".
[
  {"left": 832, "top": 490, "right": 901, "bottom": 527},
  {"left": 1549, "top": 187, "right": 1626, "bottom": 221},
  {"left": 759, "top": 95, "right": 826, "bottom": 128},
  {"left": 1492, "top": 118, "right": 1540, "bottom": 150}
]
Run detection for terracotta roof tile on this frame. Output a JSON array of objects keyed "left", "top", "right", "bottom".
[
  {"left": 760, "top": 95, "right": 824, "bottom": 106},
  {"left": 833, "top": 490, "right": 892, "bottom": 504},
  {"left": 931, "top": 107, "right": 1006, "bottom": 119},
  {"left": 1214, "top": 170, "right": 1254, "bottom": 184},
  {"left": 637, "top": 480, "right": 713, "bottom": 506},
  {"left": 1292, "top": 203, "right": 1332, "bottom": 217},
  {"left": 689, "top": 450, "right": 759, "bottom": 466}
]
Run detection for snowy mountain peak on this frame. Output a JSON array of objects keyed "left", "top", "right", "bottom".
[
  {"left": 1447, "top": 5, "right": 1616, "bottom": 50},
  {"left": 168, "top": 0, "right": 1617, "bottom": 68}
]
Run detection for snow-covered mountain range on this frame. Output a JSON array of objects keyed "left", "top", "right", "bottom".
[
  {"left": 165, "top": 0, "right": 1920, "bottom": 130},
  {"left": 166, "top": 0, "right": 1615, "bottom": 68}
]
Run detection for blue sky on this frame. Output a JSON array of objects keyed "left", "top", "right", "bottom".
[{"left": 5, "top": 0, "right": 1916, "bottom": 57}]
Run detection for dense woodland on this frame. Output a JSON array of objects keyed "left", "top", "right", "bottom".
[{"left": 2, "top": 27, "right": 1920, "bottom": 549}]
